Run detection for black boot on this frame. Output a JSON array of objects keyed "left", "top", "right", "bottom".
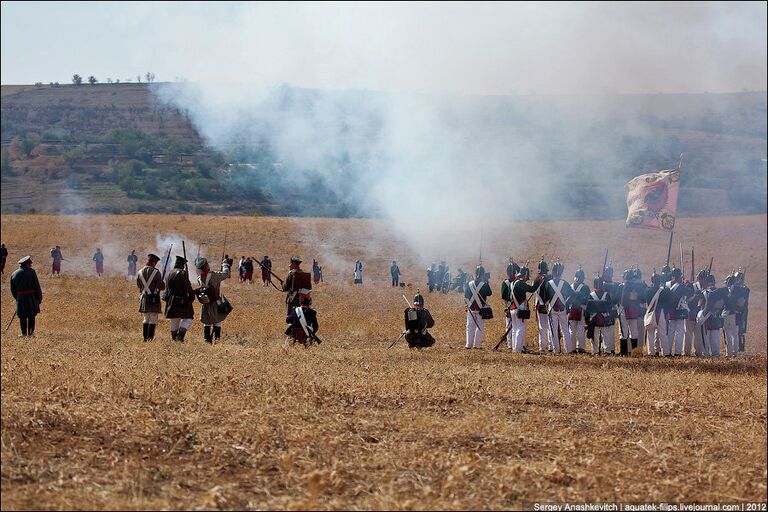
[
  {"left": 26, "top": 317, "right": 35, "bottom": 336},
  {"left": 178, "top": 329, "right": 187, "bottom": 342},
  {"left": 19, "top": 317, "right": 28, "bottom": 337},
  {"left": 148, "top": 324, "right": 156, "bottom": 340},
  {"left": 630, "top": 338, "right": 638, "bottom": 351},
  {"left": 204, "top": 326, "right": 213, "bottom": 343},
  {"left": 171, "top": 330, "right": 179, "bottom": 341},
  {"left": 619, "top": 339, "right": 628, "bottom": 356},
  {"left": 213, "top": 326, "right": 221, "bottom": 341},
  {"left": 142, "top": 323, "right": 149, "bottom": 341}
]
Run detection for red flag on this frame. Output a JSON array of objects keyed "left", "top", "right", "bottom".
[{"left": 625, "top": 169, "right": 680, "bottom": 231}]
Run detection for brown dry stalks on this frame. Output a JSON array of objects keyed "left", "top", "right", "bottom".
[{"left": 1, "top": 214, "right": 766, "bottom": 509}]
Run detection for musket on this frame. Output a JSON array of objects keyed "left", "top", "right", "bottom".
[
  {"left": 679, "top": 241, "right": 684, "bottom": 276},
  {"left": 161, "top": 244, "right": 173, "bottom": 281},
  {"left": 252, "top": 256, "right": 284, "bottom": 287},
  {"left": 602, "top": 249, "right": 608, "bottom": 277},
  {"left": 182, "top": 241, "right": 189, "bottom": 275},
  {"left": 690, "top": 246, "right": 695, "bottom": 282},
  {"left": 479, "top": 228, "right": 483, "bottom": 266},
  {"left": 665, "top": 231, "right": 674, "bottom": 268},
  {"left": 707, "top": 257, "right": 714, "bottom": 275},
  {"left": 388, "top": 331, "right": 407, "bottom": 349},
  {"left": 493, "top": 319, "right": 515, "bottom": 350},
  {"left": 403, "top": 294, "right": 413, "bottom": 308},
  {"left": 4, "top": 311, "right": 17, "bottom": 333}
]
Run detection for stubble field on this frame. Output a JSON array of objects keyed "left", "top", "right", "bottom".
[{"left": 1, "top": 214, "right": 766, "bottom": 510}]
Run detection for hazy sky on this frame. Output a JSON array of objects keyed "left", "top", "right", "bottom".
[{"left": 2, "top": 1, "right": 766, "bottom": 94}]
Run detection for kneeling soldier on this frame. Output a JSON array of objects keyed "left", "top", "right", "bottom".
[
  {"left": 405, "top": 291, "right": 436, "bottom": 349},
  {"left": 286, "top": 295, "right": 320, "bottom": 346},
  {"left": 136, "top": 253, "right": 165, "bottom": 341}
]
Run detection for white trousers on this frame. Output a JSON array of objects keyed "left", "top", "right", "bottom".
[
  {"left": 143, "top": 313, "right": 159, "bottom": 325},
  {"left": 646, "top": 315, "right": 669, "bottom": 355},
  {"left": 550, "top": 310, "right": 571, "bottom": 353},
  {"left": 512, "top": 310, "right": 527, "bottom": 352},
  {"left": 591, "top": 326, "right": 613, "bottom": 354},
  {"left": 703, "top": 328, "right": 721, "bottom": 358},
  {"left": 569, "top": 320, "right": 585, "bottom": 350},
  {"left": 723, "top": 314, "right": 738, "bottom": 357},
  {"left": 684, "top": 319, "right": 702, "bottom": 356},
  {"left": 618, "top": 310, "right": 629, "bottom": 339},
  {"left": 169, "top": 318, "right": 192, "bottom": 331},
  {"left": 537, "top": 312, "right": 553, "bottom": 351},
  {"left": 466, "top": 311, "right": 484, "bottom": 348},
  {"left": 668, "top": 319, "right": 686, "bottom": 355},
  {"left": 624, "top": 318, "right": 641, "bottom": 340},
  {"left": 505, "top": 315, "right": 514, "bottom": 348}
]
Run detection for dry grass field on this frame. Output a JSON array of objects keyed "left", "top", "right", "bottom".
[{"left": 1, "top": 214, "right": 766, "bottom": 510}]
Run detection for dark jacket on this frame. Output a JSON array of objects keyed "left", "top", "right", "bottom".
[
  {"left": 285, "top": 306, "right": 319, "bottom": 335},
  {"left": 164, "top": 268, "right": 195, "bottom": 319},
  {"left": 10, "top": 267, "right": 43, "bottom": 318},
  {"left": 464, "top": 280, "right": 492, "bottom": 310},
  {"left": 136, "top": 265, "right": 165, "bottom": 314}
]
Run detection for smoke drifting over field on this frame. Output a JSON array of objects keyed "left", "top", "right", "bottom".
[{"left": 151, "top": 2, "right": 766, "bottom": 263}]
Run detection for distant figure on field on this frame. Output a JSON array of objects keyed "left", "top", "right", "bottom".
[
  {"left": 50, "top": 245, "right": 63, "bottom": 276},
  {"left": 93, "top": 248, "right": 105, "bottom": 277},
  {"left": 404, "top": 291, "right": 435, "bottom": 349},
  {"left": 10, "top": 256, "right": 43, "bottom": 337},
  {"left": 390, "top": 260, "right": 401, "bottom": 287},
  {"left": 261, "top": 255, "right": 272, "bottom": 287},
  {"left": 136, "top": 253, "right": 164, "bottom": 341},
  {"left": 0, "top": 243, "right": 8, "bottom": 275},
  {"left": 283, "top": 257, "right": 311, "bottom": 315},
  {"left": 164, "top": 256, "right": 195, "bottom": 342},
  {"left": 732, "top": 270, "right": 750, "bottom": 353},
  {"left": 195, "top": 256, "right": 232, "bottom": 344},
  {"left": 242, "top": 257, "right": 254, "bottom": 284},
  {"left": 127, "top": 250, "right": 139, "bottom": 278},
  {"left": 354, "top": 259, "right": 364, "bottom": 284},
  {"left": 238, "top": 256, "right": 245, "bottom": 282},
  {"left": 312, "top": 259, "right": 323, "bottom": 285}
]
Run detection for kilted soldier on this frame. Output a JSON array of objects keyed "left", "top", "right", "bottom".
[
  {"left": 732, "top": 270, "right": 749, "bottom": 352},
  {"left": 569, "top": 267, "right": 591, "bottom": 354},
  {"left": 696, "top": 274, "right": 726, "bottom": 358},
  {"left": 10, "top": 256, "right": 43, "bottom": 337},
  {"left": 685, "top": 269, "right": 709, "bottom": 357},
  {"left": 464, "top": 265, "right": 492, "bottom": 349},
  {"left": 508, "top": 266, "right": 541, "bottom": 352},
  {"left": 283, "top": 257, "right": 312, "bottom": 315},
  {"left": 666, "top": 267, "right": 692, "bottom": 356},
  {"left": 404, "top": 292, "right": 436, "bottom": 348},
  {"left": 585, "top": 276, "right": 616, "bottom": 355},
  {"left": 195, "top": 257, "right": 232, "bottom": 343},
  {"left": 242, "top": 257, "right": 254, "bottom": 284},
  {"left": 286, "top": 295, "right": 319, "bottom": 346},
  {"left": 533, "top": 258, "right": 553, "bottom": 352},
  {"left": 354, "top": 259, "right": 364, "bottom": 284},
  {"left": 50, "top": 245, "right": 63, "bottom": 276},
  {"left": 136, "top": 253, "right": 165, "bottom": 341},
  {"left": 390, "top": 260, "right": 401, "bottom": 287},
  {"left": 722, "top": 275, "right": 740, "bottom": 357},
  {"left": 127, "top": 250, "right": 139, "bottom": 278},
  {"left": 261, "top": 255, "right": 272, "bottom": 287},
  {"left": 543, "top": 262, "right": 574, "bottom": 353},
  {"left": 93, "top": 248, "right": 105, "bottom": 277},
  {"left": 618, "top": 268, "right": 646, "bottom": 355},
  {"left": 164, "top": 256, "right": 195, "bottom": 342},
  {"left": 644, "top": 271, "right": 675, "bottom": 356},
  {"left": 0, "top": 243, "right": 8, "bottom": 275},
  {"left": 500, "top": 264, "right": 519, "bottom": 349}
]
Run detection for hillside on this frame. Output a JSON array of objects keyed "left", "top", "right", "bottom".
[{"left": 1, "top": 83, "right": 766, "bottom": 217}]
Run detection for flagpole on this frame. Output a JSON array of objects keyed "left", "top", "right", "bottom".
[{"left": 665, "top": 230, "right": 674, "bottom": 268}]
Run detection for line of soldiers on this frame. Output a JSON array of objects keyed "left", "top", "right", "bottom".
[
  {"left": 475, "top": 257, "right": 750, "bottom": 357},
  {"left": 136, "top": 253, "right": 233, "bottom": 343}
]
